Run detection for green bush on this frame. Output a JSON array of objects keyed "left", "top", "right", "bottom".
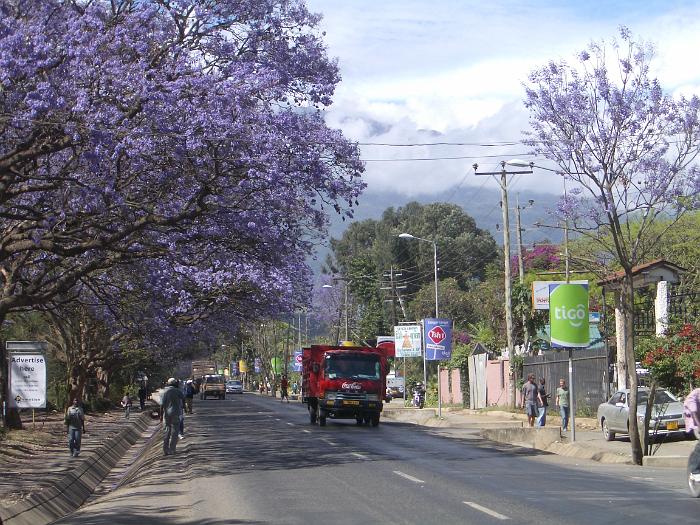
[{"left": 87, "top": 397, "right": 113, "bottom": 413}]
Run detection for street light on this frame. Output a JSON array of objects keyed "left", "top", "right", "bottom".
[
  {"left": 398, "top": 232, "right": 439, "bottom": 416},
  {"left": 398, "top": 233, "right": 438, "bottom": 318}
]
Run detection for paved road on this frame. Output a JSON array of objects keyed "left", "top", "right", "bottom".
[{"left": 57, "top": 393, "right": 699, "bottom": 524}]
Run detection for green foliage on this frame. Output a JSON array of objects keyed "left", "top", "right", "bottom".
[{"left": 447, "top": 342, "right": 472, "bottom": 370}]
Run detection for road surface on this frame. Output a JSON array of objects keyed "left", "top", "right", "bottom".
[{"left": 56, "top": 393, "right": 699, "bottom": 524}]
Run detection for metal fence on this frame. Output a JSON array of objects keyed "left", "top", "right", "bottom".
[
  {"left": 669, "top": 290, "right": 700, "bottom": 325},
  {"left": 523, "top": 346, "right": 609, "bottom": 413}
]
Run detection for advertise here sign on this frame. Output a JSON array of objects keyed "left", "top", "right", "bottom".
[
  {"left": 9, "top": 353, "right": 47, "bottom": 409},
  {"left": 393, "top": 325, "right": 422, "bottom": 358},
  {"left": 549, "top": 283, "right": 590, "bottom": 348},
  {"left": 423, "top": 318, "right": 453, "bottom": 360},
  {"left": 532, "top": 280, "right": 588, "bottom": 310}
]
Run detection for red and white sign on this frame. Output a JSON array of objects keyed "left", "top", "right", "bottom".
[
  {"left": 341, "top": 382, "right": 362, "bottom": 391},
  {"left": 428, "top": 326, "right": 446, "bottom": 344}
]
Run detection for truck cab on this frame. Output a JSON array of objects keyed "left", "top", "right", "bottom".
[{"left": 303, "top": 345, "right": 388, "bottom": 427}]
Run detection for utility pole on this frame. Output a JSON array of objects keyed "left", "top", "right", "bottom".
[
  {"left": 515, "top": 196, "right": 534, "bottom": 354},
  {"left": 474, "top": 161, "right": 533, "bottom": 407}
]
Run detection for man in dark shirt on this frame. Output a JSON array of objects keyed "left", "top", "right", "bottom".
[{"left": 160, "top": 378, "right": 185, "bottom": 455}]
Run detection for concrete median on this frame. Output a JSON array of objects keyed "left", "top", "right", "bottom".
[{"left": 1, "top": 412, "right": 157, "bottom": 525}]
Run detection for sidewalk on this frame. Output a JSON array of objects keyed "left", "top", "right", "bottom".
[
  {"left": 382, "top": 403, "right": 696, "bottom": 467},
  {"left": 0, "top": 405, "right": 160, "bottom": 525}
]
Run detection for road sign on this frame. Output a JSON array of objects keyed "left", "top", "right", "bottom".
[
  {"left": 292, "top": 351, "right": 303, "bottom": 372},
  {"left": 549, "top": 283, "right": 590, "bottom": 348},
  {"left": 393, "top": 325, "right": 421, "bottom": 357},
  {"left": 423, "top": 318, "right": 453, "bottom": 360}
]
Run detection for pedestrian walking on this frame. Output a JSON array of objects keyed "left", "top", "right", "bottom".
[
  {"left": 121, "top": 393, "right": 132, "bottom": 419},
  {"left": 64, "top": 398, "right": 86, "bottom": 457},
  {"left": 280, "top": 375, "right": 289, "bottom": 403},
  {"left": 160, "top": 377, "right": 185, "bottom": 456},
  {"left": 138, "top": 384, "right": 147, "bottom": 411},
  {"left": 292, "top": 381, "right": 298, "bottom": 395},
  {"left": 536, "top": 378, "right": 549, "bottom": 427},
  {"left": 521, "top": 374, "right": 541, "bottom": 428},
  {"left": 556, "top": 378, "right": 570, "bottom": 431},
  {"left": 184, "top": 379, "right": 195, "bottom": 414}
]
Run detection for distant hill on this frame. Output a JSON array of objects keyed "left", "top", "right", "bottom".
[{"left": 309, "top": 184, "right": 563, "bottom": 275}]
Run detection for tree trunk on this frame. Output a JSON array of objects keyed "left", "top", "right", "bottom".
[
  {"left": 621, "top": 274, "right": 643, "bottom": 465},
  {"left": 642, "top": 381, "right": 657, "bottom": 457}
]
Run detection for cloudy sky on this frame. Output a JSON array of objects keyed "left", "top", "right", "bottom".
[{"left": 305, "top": 0, "right": 700, "bottom": 196}]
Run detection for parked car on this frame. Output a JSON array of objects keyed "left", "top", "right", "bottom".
[
  {"left": 597, "top": 388, "right": 686, "bottom": 441},
  {"left": 226, "top": 379, "right": 244, "bottom": 394}
]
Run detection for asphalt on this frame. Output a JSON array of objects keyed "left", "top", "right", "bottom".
[{"left": 0, "top": 392, "right": 695, "bottom": 524}]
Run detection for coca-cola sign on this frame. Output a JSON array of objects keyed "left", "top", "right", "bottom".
[{"left": 341, "top": 382, "right": 362, "bottom": 391}]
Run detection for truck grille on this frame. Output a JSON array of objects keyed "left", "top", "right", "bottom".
[{"left": 337, "top": 392, "right": 367, "bottom": 401}]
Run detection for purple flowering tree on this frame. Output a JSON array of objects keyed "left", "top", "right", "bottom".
[
  {"left": 0, "top": 1, "right": 364, "bottom": 424},
  {"left": 523, "top": 27, "right": 700, "bottom": 464}
]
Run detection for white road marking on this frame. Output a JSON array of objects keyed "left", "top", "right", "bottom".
[
  {"left": 302, "top": 429, "right": 311, "bottom": 433},
  {"left": 463, "top": 502, "right": 510, "bottom": 520},
  {"left": 275, "top": 418, "right": 281, "bottom": 421},
  {"left": 351, "top": 452, "right": 368, "bottom": 460},
  {"left": 322, "top": 438, "right": 338, "bottom": 446},
  {"left": 393, "top": 471, "right": 424, "bottom": 484},
  {"left": 286, "top": 422, "right": 294, "bottom": 426}
]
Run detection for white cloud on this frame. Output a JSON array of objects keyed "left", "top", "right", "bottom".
[{"left": 308, "top": 0, "right": 700, "bottom": 196}]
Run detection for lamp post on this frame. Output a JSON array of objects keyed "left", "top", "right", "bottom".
[
  {"left": 473, "top": 160, "right": 533, "bottom": 407},
  {"left": 398, "top": 233, "right": 439, "bottom": 416}
]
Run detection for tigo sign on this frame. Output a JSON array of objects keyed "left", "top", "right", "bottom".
[
  {"left": 423, "top": 318, "right": 452, "bottom": 360},
  {"left": 549, "top": 283, "right": 590, "bottom": 348}
]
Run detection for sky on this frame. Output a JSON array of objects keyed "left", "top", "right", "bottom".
[{"left": 305, "top": 0, "right": 700, "bottom": 196}]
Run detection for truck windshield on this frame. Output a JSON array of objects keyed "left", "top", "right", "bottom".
[{"left": 326, "top": 355, "right": 380, "bottom": 380}]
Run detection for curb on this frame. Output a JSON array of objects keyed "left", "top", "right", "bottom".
[{"left": 1, "top": 412, "right": 157, "bottom": 525}]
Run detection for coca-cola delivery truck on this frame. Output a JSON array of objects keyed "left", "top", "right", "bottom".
[{"left": 302, "top": 344, "right": 389, "bottom": 427}]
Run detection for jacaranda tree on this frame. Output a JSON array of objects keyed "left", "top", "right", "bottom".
[
  {"left": 0, "top": 0, "right": 364, "bottom": 423},
  {"left": 523, "top": 27, "right": 700, "bottom": 464}
]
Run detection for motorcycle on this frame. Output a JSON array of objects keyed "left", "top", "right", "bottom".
[{"left": 412, "top": 384, "right": 425, "bottom": 409}]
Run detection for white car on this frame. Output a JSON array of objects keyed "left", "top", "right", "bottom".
[
  {"left": 226, "top": 380, "right": 244, "bottom": 394},
  {"left": 597, "top": 388, "right": 686, "bottom": 441}
]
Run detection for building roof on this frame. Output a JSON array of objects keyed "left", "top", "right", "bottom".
[{"left": 598, "top": 259, "right": 685, "bottom": 289}]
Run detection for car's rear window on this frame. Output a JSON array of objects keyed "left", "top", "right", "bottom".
[
  {"left": 228, "top": 381, "right": 242, "bottom": 386},
  {"left": 205, "top": 375, "right": 224, "bottom": 384}
]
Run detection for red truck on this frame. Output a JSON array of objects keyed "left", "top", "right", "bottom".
[{"left": 302, "top": 344, "right": 389, "bottom": 427}]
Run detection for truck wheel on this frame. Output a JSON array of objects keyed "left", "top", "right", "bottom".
[
  {"left": 356, "top": 417, "right": 363, "bottom": 425},
  {"left": 221, "top": 394, "right": 225, "bottom": 400},
  {"left": 309, "top": 406, "right": 317, "bottom": 424},
  {"left": 363, "top": 416, "right": 370, "bottom": 425},
  {"left": 371, "top": 415, "right": 380, "bottom": 427},
  {"left": 319, "top": 414, "right": 327, "bottom": 426}
]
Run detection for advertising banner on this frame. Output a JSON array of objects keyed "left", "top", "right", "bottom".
[
  {"left": 532, "top": 280, "right": 588, "bottom": 310},
  {"left": 423, "top": 318, "right": 453, "bottom": 360},
  {"left": 393, "top": 325, "right": 422, "bottom": 358},
  {"left": 292, "top": 351, "right": 303, "bottom": 372},
  {"left": 239, "top": 360, "right": 248, "bottom": 373},
  {"left": 9, "top": 352, "right": 47, "bottom": 409},
  {"left": 549, "top": 283, "right": 590, "bottom": 348},
  {"left": 271, "top": 357, "right": 283, "bottom": 374},
  {"left": 254, "top": 357, "right": 261, "bottom": 373},
  {"left": 230, "top": 361, "right": 239, "bottom": 376}
]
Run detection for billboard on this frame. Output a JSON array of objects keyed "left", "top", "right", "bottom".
[
  {"left": 423, "top": 318, "right": 453, "bottom": 360},
  {"left": 549, "top": 283, "right": 590, "bottom": 348},
  {"left": 393, "top": 325, "right": 422, "bottom": 358},
  {"left": 532, "top": 280, "right": 588, "bottom": 310},
  {"left": 254, "top": 357, "right": 261, "bottom": 373},
  {"left": 9, "top": 352, "right": 47, "bottom": 409}
]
